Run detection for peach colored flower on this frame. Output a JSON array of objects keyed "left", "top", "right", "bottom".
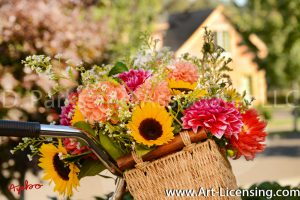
[
  {"left": 78, "top": 81, "right": 129, "bottom": 123},
  {"left": 133, "top": 78, "right": 171, "bottom": 106},
  {"left": 167, "top": 61, "right": 199, "bottom": 83}
]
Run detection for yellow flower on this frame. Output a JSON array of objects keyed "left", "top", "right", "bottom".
[
  {"left": 71, "top": 104, "right": 85, "bottom": 125},
  {"left": 167, "top": 78, "right": 197, "bottom": 94},
  {"left": 128, "top": 102, "right": 174, "bottom": 147},
  {"left": 38, "top": 142, "right": 80, "bottom": 197},
  {"left": 190, "top": 88, "right": 207, "bottom": 98},
  {"left": 224, "top": 88, "right": 242, "bottom": 103}
]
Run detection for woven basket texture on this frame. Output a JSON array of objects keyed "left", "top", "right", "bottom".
[{"left": 124, "top": 139, "right": 241, "bottom": 200}]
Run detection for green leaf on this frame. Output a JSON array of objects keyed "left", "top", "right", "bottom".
[
  {"left": 123, "top": 192, "right": 134, "bottom": 200},
  {"left": 73, "top": 121, "right": 96, "bottom": 137},
  {"left": 99, "top": 133, "right": 125, "bottom": 160},
  {"left": 64, "top": 151, "right": 92, "bottom": 162},
  {"left": 78, "top": 159, "right": 106, "bottom": 179},
  {"left": 135, "top": 144, "right": 154, "bottom": 157},
  {"left": 108, "top": 62, "right": 128, "bottom": 77}
]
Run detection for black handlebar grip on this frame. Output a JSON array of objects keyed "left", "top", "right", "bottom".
[{"left": 0, "top": 120, "right": 40, "bottom": 137}]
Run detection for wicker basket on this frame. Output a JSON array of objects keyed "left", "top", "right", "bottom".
[{"left": 124, "top": 131, "right": 240, "bottom": 200}]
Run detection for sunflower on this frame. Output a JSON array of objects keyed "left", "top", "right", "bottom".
[
  {"left": 128, "top": 102, "right": 174, "bottom": 147},
  {"left": 71, "top": 104, "right": 85, "bottom": 125},
  {"left": 38, "top": 142, "right": 80, "bottom": 197},
  {"left": 167, "top": 79, "right": 197, "bottom": 94}
]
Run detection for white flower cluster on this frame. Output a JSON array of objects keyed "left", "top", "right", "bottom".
[
  {"left": 23, "top": 55, "right": 52, "bottom": 74},
  {"left": 132, "top": 45, "right": 173, "bottom": 71},
  {"left": 81, "top": 65, "right": 111, "bottom": 85}
]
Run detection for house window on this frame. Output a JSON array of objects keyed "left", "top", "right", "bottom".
[
  {"left": 213, "top": 31, "right": 231, "bottom": 52},
  {"left": 240, "top": 75, "right": 253, "bottom": 100}
]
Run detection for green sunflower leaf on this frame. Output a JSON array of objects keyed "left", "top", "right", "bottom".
[
  {"left": 135, "top": 144, "right": 154, "bottom": 157},
  {"left": 72, "top": 121, "right": 98, "bottom": 148},
  {"left": 78, "top": 159, "right": 106, "bottom": 179},
  {"left": 108, "top": 62, "right": 128, "bottom": 77},
  {"left": 99, "top": 133, "right": 125, "bottom": 160},
  {"left": 64, "top": 151, "right": 92, "bottom": 162},
  {"left": 73, "top": 121, "right": 95, "bottom": 137}
]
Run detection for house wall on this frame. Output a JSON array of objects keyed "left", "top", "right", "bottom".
[{"left": 173, "top": 8, "right": 267, "bottom": 105}]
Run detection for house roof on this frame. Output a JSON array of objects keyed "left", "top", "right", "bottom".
[{"left": 164, "top": 8, "right": 214, "bottom": 51}]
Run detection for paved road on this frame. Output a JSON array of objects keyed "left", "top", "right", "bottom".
[{"left": 232, "top": 132, "right": 300, "bottom": 187}]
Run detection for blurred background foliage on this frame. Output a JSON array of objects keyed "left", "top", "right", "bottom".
[{"left": 227, "top": 0, "right": 300, "bottom": 89}]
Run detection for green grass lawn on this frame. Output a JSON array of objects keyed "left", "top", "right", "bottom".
[
  {"left": 264, "top": 104, "right": 300, "bottom": 134},
  {"left": 268, "top": 118, "right": 300, "bottom": 127}
]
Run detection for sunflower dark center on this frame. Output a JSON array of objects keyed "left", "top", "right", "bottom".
[
  {"left": 138, "top": 118, "right": 163, "bottom": 140},
  {"left": 172, "top": 88, "right": 193, "bottom": 92},
  {"left": 53, "top": 153, "right": 70, "bottom": 181}
]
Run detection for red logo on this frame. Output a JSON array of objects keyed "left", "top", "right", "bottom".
[{"left": 8, "top": 180, "right": 43, "bottom": 194}]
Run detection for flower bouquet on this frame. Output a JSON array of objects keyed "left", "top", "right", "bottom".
[{"left": 12, "top": 29, "right": 267, "bottom": 199}]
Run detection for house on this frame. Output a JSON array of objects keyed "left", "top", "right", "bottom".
[{"left": 154, "top": 6, "right": 267, "bottom": 104}]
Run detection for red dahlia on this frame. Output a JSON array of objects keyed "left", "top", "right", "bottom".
[
  {"left": 230, "top": 109, "right": 267, "bottom": 160},
  {"left": 63, "top": 138, "right": 97, "bottom": 159}
]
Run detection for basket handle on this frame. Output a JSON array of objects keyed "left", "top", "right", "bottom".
[
  {"left": 132, "top": 131, "right": 197, "bottom": 169},
  {"left": 180, "top": 131, "right": 196, "bottom": 152},
  {"left": 131, "top": 151, "right": 149, "bottom": 170}
]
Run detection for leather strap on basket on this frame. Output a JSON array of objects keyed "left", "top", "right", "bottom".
[
  {"left": 132, "top": 151, "right": 149, "bottom": 170},
  {"left": 180, "top": 131, "right": 196, "bottom": 152}
]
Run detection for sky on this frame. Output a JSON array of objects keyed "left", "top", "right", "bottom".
[
  {"left": 235, "top": 0, "right": 247, "bottom": 6},
  {"left": 221, "top": 0, "right": 247, "bottom": 6}
]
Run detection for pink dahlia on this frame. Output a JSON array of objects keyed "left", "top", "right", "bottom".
[
  {"left": 133, "top": 78, "right": 171, "bottom": 106},
  {"left": 118, "top": 69, "right": 151, "bottom": 92},
  {"left": 229, "top": 109, "right": 267, "bottom": 160},
  {"left": 59, "top": 92, "right": 78, "bottom": 126},
  {"left": 167, "top": 61, "right": 199, "bottom": 83},
  {"left": 78, "top": 81, "right": 129, "bottom": 123},
  {"left": 182, "top": 98, "right": 243, "bottom": 139}
]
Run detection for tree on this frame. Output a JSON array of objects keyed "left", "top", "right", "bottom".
[
  {"left": 163, "top": 0, "right": 217, "bottom": 13},
  {"left": 93, "top": 0, "right": 162, "bottom": 62},
  {"left": 226, "top": 0, "right": 300, "bottom": 89}
]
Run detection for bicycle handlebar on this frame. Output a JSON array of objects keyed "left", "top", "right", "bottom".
[
  {"left": 0, "top": 120, "right": 41, "bottom": 137},
  {"left": 0, "top": 120, "right": 122, "bottom": 176}
]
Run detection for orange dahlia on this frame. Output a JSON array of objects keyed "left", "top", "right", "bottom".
[
  {"left": 229, "top": 109, "right": 267, "bottom": 160},
  {"left": 133, "top": 78, "right": 171, "bottom": 106},
  {"left": 78, "top": 81, "right": 129, "bottom": 123}
]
